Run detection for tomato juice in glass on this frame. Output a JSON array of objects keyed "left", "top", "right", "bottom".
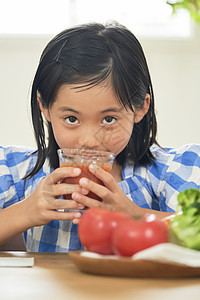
[{"left": 57, "top": 149, "right": 115, "bottom": 201}]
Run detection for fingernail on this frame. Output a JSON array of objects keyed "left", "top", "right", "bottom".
[
  {"left": 74, "top": 212, "right": 81, "bottom": 218},
  {"left": 79, "top": 178, "right": 88, "bottom": 186},
  {"left": 73, "top": 219, "right": 80, "bottom": 224},
  {"left": 89, "top": 163, "right": 97, "bottom": 172},
  {"left": 73, "top": 168, "right": 81, "bottom": 175}
]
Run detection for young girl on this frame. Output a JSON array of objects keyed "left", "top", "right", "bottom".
[{"left": 0, "top": 22, "right": 200, "bottom": 252}]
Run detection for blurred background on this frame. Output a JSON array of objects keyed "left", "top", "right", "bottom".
[{"left": 0, "top": 0, "right": 200, "bottom": 149}]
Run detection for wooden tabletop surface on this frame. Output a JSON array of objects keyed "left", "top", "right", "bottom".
[{"left": 0, "top": 251, "right": 200, "bottom": 300}]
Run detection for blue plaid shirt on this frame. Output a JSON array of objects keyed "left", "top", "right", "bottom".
[{"left": 0, "top": 144, "right": 200, "bottom": 252}]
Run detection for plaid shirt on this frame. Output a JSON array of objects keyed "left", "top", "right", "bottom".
[{"left": 1, "top": 144, "right": 200, "bottom": 252}]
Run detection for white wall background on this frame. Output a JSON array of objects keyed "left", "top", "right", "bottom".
[{"left": 0, "top": 27, "right": 200, "bottom": 150}]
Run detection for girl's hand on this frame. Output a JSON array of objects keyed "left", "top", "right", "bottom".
[
  {"left": 71, "top": 164, "right": 142, "bottom": 222},
  {"left": 22, "top": 167, "right": 88, "bottom": 229}
]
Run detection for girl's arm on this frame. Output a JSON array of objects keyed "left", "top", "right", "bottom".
[
  {"left": 0, "top": 167, "right": 85, "bottom": 245},
  {"left": 72, "top": 164, "right": 174, "bottom": 222},
  {"left": 0, "top": 201, "right": 31, "bottom": 245}
]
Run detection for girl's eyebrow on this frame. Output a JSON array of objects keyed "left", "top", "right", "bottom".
[
  {"left": 58, "top": 106, "right": 122, "bottom": 114},
  {"left": 58, "top": 107, "right": 80, "bottom": 114},
  {"left": 101, "top": 108, "right": 122, "bottom": 113}
]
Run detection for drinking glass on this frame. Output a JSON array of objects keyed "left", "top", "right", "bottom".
[{"left": 57, "top": 148, "right": 115, "bottom": 200}]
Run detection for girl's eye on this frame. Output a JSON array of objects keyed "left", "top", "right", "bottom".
[
  {"left": 65, "top": 116, "right": 79, "bottom": 125},
  {"left": 102, "top": 116, "right": 117, "bottom": 125}
]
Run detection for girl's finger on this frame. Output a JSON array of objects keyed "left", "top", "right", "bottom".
[
  {"left": 47, "top": 210, "right": 82, "bottom": 221},
  {"left": 72, "top": 192, "right": 103, "bottom": 209},
  {"left": 43, "top": 182, "right": 89, "bottom": 197},
  {"left": 50, "top": 198, "right": 85, "bottom": 210},
  {"left": 78, "top": 175, "right": 115, "bottom": 201},
  {"left": 46, "top": 167, "right": 81, "bottom": 185},
  {"left": 54, "top": 183, "right": 79, "bottom": 196},
  {"left": 73, "top": 218, "right": 81, "bottom": 224},
  {"left": 88, "top": 164, "right": 117, "bottom": 191}
]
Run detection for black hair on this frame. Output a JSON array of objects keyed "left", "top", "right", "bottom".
[{"left": 26, "top": 21, "right": 159, "bottom": 179}]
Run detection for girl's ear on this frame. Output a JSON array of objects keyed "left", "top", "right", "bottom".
[
  {"left": 37, "top": 92, "right": 51, "bottom": 122},
  {"left": 134, "top": 93, "right": 150, "bottom": 123}
]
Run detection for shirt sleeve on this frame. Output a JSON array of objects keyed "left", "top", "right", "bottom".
[
  {"left": 151, "top": 144, "right": 200, "bottom": 212},
  {"left": 0, "top": 146, "right": 34, "bottom": 209},
  {"left": 0, "top": 146, "right": 19, "bottom": 209}
]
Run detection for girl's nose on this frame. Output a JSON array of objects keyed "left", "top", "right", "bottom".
[
  {"left": 78, "top": 127, "right": 102, "bottom": 149},
  {"left": 78, "top": 135, "right": 100, "bottom": 149}
]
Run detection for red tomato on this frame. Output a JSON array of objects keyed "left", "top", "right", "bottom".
[
  {"left": 112, "top": 214, "right": 168, "bottom": 257},
  {"left": 78, "top": 207, "right": 131, "bottom": 254}
]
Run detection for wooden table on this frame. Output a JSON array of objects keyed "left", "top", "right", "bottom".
[{"left": 0, "top": 252, "right": 200, "bottom": 300}]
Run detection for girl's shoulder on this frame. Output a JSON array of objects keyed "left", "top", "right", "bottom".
[
  {"left": 149, "top": 144, "right": 200, "bottom": 191},
  {"left": 0, "top": 146, "right": 39, "bottom": 205},
  {"left": 0, "top": 144, "right": 35, "bottom": 156},
  {"left": 120, "top": 144, "right": 200, "bottom": 212},
  {"left": 0, "top": 145, "right": 38, "bottom": 179},
  {"left": 151, "top": 143, "right": 200, "bottom": 156},
  {"left": 150, "top": 144, "right": 200, "bottom": 167},
  {"left": 0, "top": 145, "right": 37, "bottom": 163},
  {"left": 123, "top": 143, "right": 200, "bottom": 185}
]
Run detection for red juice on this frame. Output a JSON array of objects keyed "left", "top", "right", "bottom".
[{"left": 60, "top": 163, "right": 111, "bottom": 201}]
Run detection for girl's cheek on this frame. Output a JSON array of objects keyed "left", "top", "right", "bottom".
[
  {"left": 108, "top": 131, "right": 131, "bottom": 155},
  {"left": 54, "top": 130, "right": 77, "bottom": 149}
]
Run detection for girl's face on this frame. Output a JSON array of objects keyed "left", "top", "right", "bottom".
[{"left": 39, "top": 82, "right": 149, "bottom": 156}]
